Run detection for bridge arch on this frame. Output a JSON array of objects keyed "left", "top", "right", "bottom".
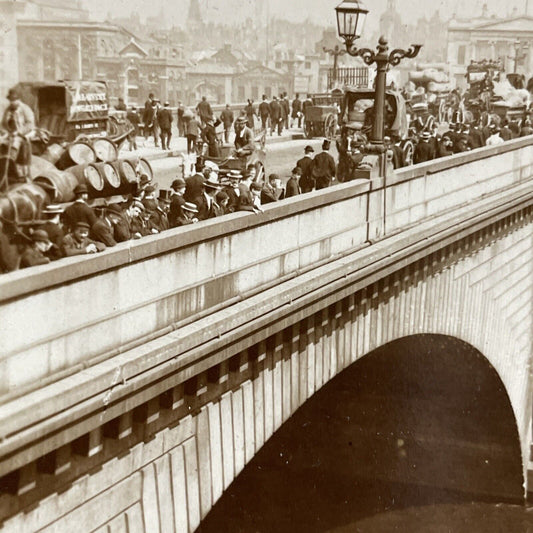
[{"left": 200, "top": 334, "right": 523, "bottom": 532}]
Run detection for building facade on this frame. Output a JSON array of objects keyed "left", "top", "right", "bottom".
[{"left": 447, "top": 6, "right": 533, "bottom": 88}]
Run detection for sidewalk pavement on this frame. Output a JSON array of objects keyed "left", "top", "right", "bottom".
[{"left": 119, "top": 128, "right": 306, "bottom": 162}]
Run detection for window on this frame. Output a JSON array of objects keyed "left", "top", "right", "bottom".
[
  {"left": 457, "top": 45, "right": 466, "bottom": 65},
  {"left": 251, "top": 85, "right": 258, "bottom": 100},
  {"left": 305, "top": 61, "right": 311, "bottom": 70},
  {"left": 275, "top": 62, "right": 282, "bottom": 69},
  {"left": 265, "top": 86, "right": 272, "bottom": 98},
  {"left": 238, "top": 86, "right": 245, "bottom": 100}
]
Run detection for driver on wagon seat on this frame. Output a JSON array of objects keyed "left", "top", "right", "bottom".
[{"left": 234, "top": 116, "right": 255, "bottom": 158}]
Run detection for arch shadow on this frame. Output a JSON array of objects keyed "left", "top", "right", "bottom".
[{"left": 199, "top": 334, "right": 524, "bottom": 532}]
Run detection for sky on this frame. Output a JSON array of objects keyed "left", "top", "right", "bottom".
[{"left": 86, "top": 0, "right": 533, "bottom": 28}]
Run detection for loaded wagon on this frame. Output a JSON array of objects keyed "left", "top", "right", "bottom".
[{"left": 303, "top": 92, "right": 342, "bottom": 139}]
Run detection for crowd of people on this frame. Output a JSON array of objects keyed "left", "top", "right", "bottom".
[
  {"left": 2, "top": 85, "right": 533, "bottom": 274},
  {"left": 120, "top": 92, "right": 312, "bottom": 154}
]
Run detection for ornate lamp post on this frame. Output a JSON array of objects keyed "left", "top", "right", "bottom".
[
  {"left": 509, "top": 39, "right": 528, "bottom": 74},
  {"left": 323, "top": 45, "right": 346, "bottom": 89},
  {"left": 335, "top": 0, "right": 422, "bottom": 146}
]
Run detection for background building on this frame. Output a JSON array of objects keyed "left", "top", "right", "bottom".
[{"left": 447, "top": 5, "right": 533, "bottom": 88}]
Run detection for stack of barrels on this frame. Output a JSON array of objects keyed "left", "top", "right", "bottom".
[{"left": 31, "top": 138, "right": 153, "bottom": 203}]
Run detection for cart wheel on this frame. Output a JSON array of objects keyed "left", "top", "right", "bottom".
[
  {"left": 304, "top": 120, "right": 314, "bottom": 138},
  {"left": 324, "top": 114, "right": 337, "bottom": 140},
  {"left": 402, "top": 140, "right": 414, "bottom": 167}
]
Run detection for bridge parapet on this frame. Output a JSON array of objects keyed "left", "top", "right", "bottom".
[{"left": 0, "top": 138, "right": 532, "bottom": 399}]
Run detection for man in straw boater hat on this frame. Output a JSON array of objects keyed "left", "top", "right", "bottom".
[
  {"left": 413, "top": 131, "right": 434, "bottom": 164},
  {"left": 41, "top": 203, "right": 65, "bottom": 260},
  {"left": 176, "top": 201, "right": 199, "bottom": 226},
  {"left": 194, "top": 170, "right": 222, "bottom": 221},
  {"left": 62, "top": 221, "right": 106, "bottom": 256},
  {"left": 224, "top": 170, "right": 243, "bottom": 213}
]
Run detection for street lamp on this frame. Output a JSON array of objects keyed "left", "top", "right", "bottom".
[
  {"left": 335, "top": 0, "right": 422, "bottom": 145},
  {"left": 323, "top": 45, "right": 347, "bottom": 89},
  {"left": 510, "top": 39, "right": 528, "bottom": 74}
]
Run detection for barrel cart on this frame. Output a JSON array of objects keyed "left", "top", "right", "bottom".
[{"left": 303, "top": 93, "right": 342, "bottom": 139}]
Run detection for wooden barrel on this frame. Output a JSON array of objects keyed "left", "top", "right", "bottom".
[
  {"left": 33, "top": 169, "right": 79, "bottom": 203},
  {"left": 138, "top": 157, "right": 153, "bottom": 181},
  {"left": 93, "top": 138, "right": 118, "bottom": 162},
  {"left": 84, "top": 163, "right": 106, "bottom": 193},
  {"left": 102, "top": 162, "right": 121, "bottom": 189},
  {"left": 0, "top": 183, "right": 49, "bottom": 223},
  {"left": 56, "top": 142, "right": 97, "bottom": 170},
  {"left": 29, "top": 155, "right": 58, "bottom": 179},
  {"left": 117, "top": 159, "right": 138, "bottom": 185},
  {"left": 40, "top": 144, "right": 66, "bottom": 165}
]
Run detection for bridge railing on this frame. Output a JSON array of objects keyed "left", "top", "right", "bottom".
[{"left": 0, "top": 136, "right": 532, "bottom": 403}]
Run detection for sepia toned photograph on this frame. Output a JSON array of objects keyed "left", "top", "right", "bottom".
[{"left": 0, "top": 0, "right": 533, "bottom": 531}]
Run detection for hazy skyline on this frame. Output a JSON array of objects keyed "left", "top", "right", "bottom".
[{"left": 86, "top": 0, "right": 533, "bottom": 28}]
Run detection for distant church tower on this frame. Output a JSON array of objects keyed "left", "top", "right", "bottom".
[{"left": 187, "top": 0, "right": 204, "bottom": 29}]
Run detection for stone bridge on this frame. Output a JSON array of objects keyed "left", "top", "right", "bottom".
[{"left": 0, "top": 137, "right": 532, "bottom": 532}]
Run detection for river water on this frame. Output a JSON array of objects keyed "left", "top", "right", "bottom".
[{"left": 199, "top": 336, "right": 532, "bottom": 532}]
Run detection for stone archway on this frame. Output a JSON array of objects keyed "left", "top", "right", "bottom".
[{"left": 199, "top": 334, "right": 523, "bottom": 532}]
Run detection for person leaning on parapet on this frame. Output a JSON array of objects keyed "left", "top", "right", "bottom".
[
  {"left": 196, "top": 96, "right": 213, "bottom": 127},
  {"left": 220, "top": 104, "right": 234, "bottom": 143},
  {"left": 285, "top": 167, "right": 302, "bottom": 198},
  {"left": 2, "top": 87, "right": 35, "bottom": 137},
  {"left": 62, "top": 221, "right": 106, "bottom": 256},
  {"left": 176, "top": 202, "right": 199, "bottom": 226},
  {"left": 105, "top": 204, "right": 131, "bottom": 242},
  {"left": 19, "top": 229, "right": 52, "bottom": 268},
  {"left": 521, "top": 118, "right": 533, "bottom": 137},
  {"left": 63, "top": 184, "right": 97, "bottom": 231},
  {"left": 224, "top": 170, "right": 242, "bottom": 213},
  {"left": 90, "top": 207, "right": 117, "bottom": 248},
  {"left": 168, "top": 178, "right": 186, "bottom": 228},
  {"left": 261, "top": 173, "right": 284, "bottom": 204}
]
